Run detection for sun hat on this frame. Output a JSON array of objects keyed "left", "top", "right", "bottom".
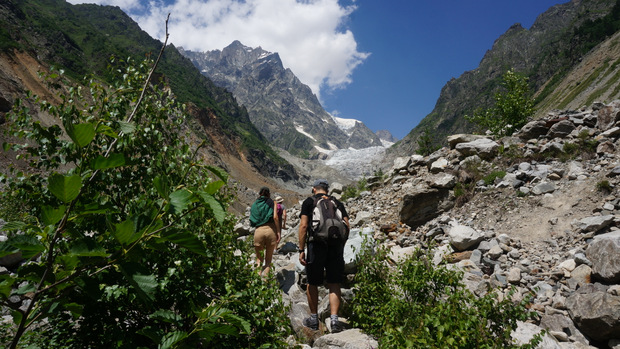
[{"left": 275, "top": 196, "right": 283, "bottom": 203}]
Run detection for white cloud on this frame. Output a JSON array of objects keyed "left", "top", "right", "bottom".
[{"left": 67, "top": 0, "right": 369, "bottom": 100}]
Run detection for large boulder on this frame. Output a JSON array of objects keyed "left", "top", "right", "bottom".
[
  {"left": 515, "top": 120, "right": 549, "bottom": 140},
  {"left": 455, "top": 138, "right": 499, "bottom": 160},
  {"left": 399, "top": 186, "right": 454, "bottom": 229},
  {"left": 343, "top": 228, "right": 375, "bottom": 274},
  {"left": 547, "top": 119, "right": 576, "bottom": 138},
  {"left": 448, "top": 223, "right": 484, "bottom": 251},
  {"left": 565, "top": 291, "right": 620, "bottom": 342},
  {"left": 586, "top": 231, "right": 620, "bottom": 283},
  {"left": 447, "top": 134, "right": 488, "bottom": 149}
]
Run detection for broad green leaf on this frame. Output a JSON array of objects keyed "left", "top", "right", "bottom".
[
  {"left": 1, "top": 221, "right": 27, "bottom": 231},
  {"left": 150, "top": 309, "right": 181, "bottom": 323},
  {"left": 204, "top": 180, "right": 225, "bottom": 195},
  {"left": 159, "top": 331, "right": 188, "bottom": 349},
  {"left": 96, "top": 124, "right": 118, "bottom": 138},
  {"left": 206, "top": 165, "right": 228, "bottom": 182},
  {"left": 11, "top": 310, "right": 22, "bottom": 326},
  {"left": 9, "top": 234, "right": 45, "bottom": 259},
  {"left": 120, "top": 262, "right": 157, "bottom": 302},
  {"left": 161, "top": 231, "right": 206, "bottom": 256},
  {"left": 42, "top": 205, "right": 66, "bottom": 226},
  {"left": 0, "top": 276, "right": 16, "bottom": 298},
  {"left": 114, "top": 219, "right": 139, "bottom": 245},
  {"left": 48, "top": 173, "right": 82, "bottom": 203},
  {"left": 222, "top": 312, "right": 251, "bottom": 335},
  {"left": 169, "top": 188, "right": 195, "bottom": 214},
  {"left": 67, "top": 122, "right": 95, "bottom": 147},
  {"left": 15, "top": 282, "right": 36, "bottom": 295},
  {"left": 199, "top": 323, "right": 239, "bottom": 337},
  {"left": 64, "top": 302, "right": 83, "bottom": 318},
  {"left": 69, "top": 238, "right": 107, "bottom": 257},
  {"left": 118, "top": 121, "right": 136, "bottom": 134},
  {"left": 92, "top": 153, "right": 125, "bottom": 170},
  {"left": 197, "top": 192, "right": 225, "bottom": 224},
  {"left": 153, "top": 175, "right": 170, "bottom": 198}
]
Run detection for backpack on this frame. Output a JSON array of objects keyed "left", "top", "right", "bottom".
[
  {"left": 249, "top": 197, "right": 274, "bottom": 227},
  {"left": 309, "top": 195, "right": 348, "bottom": 244}
]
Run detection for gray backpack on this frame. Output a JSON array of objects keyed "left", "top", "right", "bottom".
[{"left": 310, "top": 195, "right": 348, "bottom": 244}]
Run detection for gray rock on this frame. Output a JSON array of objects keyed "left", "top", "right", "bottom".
[
  {"left": 586, "top": 231, "right": 620, "bottom": 283},
  {"left": 532, "top": 182, "right": 556, "bottom": 195},
  {"left": 573, "top": 215, "right": 615, "bottom": 233},
  {"left": 312, "top": 328, "right": 378, "bottom": 348},
  {"left": 548, "top": 119, "right": 576, "bottom": 138},
  {"left": 516, "top": 120, "right": 549, "bottom": 140},
  {"left": 343, "top": 228, "right": 375, "bottom": 274},
  {"left": 566, "top": 291, "right": 620, "bottom": 342},
  {"left": 429, "top": 158, "right": 449, "bottom": 173},
  {"left": 540, "top": 314, "right": 590, "bottom": 346},
  {"left": 455, "top": 138, "right": 499, "bottom": 160},
  {"left": 399, "top": 186, "right": 454, "bottom": 229},
  {"left": 447, "top": 134, "right": 488, "bottom": 149},
  {"left": 448, "top": 224, "right": 484, "bottom": 251},
  {"left": 569, "top": 264, "right": 592, "bottom": 290},
  {"left": 429, "top": 173, "right": 456, "bottom": 189},
  {"left": 392, "top": 157, "right": 412, "bottom": 172},
  {"left": 511, "top": 321, "right": 562, "bottom": 348}
]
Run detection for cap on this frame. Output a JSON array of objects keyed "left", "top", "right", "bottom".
[
  {"left": 275, "top": 196, "right": 283, "bottom": 203},
  {"left": 312, "top": 179, "right": 329, "bottom": 188}
]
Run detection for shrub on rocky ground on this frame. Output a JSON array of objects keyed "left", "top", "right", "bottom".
[{"left": 350, "top": 242, "right": 542, "bottom": 348}]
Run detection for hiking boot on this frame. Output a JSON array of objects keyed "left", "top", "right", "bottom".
[
  {"left": 330, "top": 319, "right": 344, "bottom": 333},
  {"left": 303, "top": 316, "right": 319, "bottom": 330}
]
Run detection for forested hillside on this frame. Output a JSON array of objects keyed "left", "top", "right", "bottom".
[{"left": 0, "top": 0, "right": 301, "bottom": 188}]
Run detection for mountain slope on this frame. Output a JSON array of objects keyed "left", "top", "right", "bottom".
[
  {"left": 390, "top": 0, "right": 618, "bottom": 158},
  {"left": 0, "top": 0, "right": 304, "bottom": 204},
  {"left": 180, "top": 41, "right": 383, "bottom": 158}
]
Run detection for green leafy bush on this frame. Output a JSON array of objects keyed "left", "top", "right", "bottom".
[
  {"left": 416, "top": 126, "right": 441, "bottom": 156},
  {"left": 466, "top": 69, "right": 534, "bottom": 137},
  {"left": 341, "top": 177, "right": 368, "bottom": 201},
  {"left": 0, "top": 57, "right": 289, "bottom": 348},
  {"left": 350, "top": 243, "right": 540, "bottom": 348}
]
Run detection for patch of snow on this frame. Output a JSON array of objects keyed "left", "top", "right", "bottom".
[
  {"left": 327, "top": 142, "right": 338, "bottom": 150},
  {"left": 381, "top": 139, "right": 395, "bottom": 147},
  {"left": 295, "top": 125, "right": 316, "bottom": 141},
  {"left": 331, "top": 115, "right": 360, "bottom": 131}
]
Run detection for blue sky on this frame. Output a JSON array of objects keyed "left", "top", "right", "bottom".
[
  {"left": 324, "top": 1, "right": 567, "bottom": 139},
  {"left": 69, "top": 0, "right": 567, "bottom": 139}
]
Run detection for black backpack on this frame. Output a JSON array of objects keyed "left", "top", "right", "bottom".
[{"left": 309, "top": 195, "right": 348, "bottom": 244}]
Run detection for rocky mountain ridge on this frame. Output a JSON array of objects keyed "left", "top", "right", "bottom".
[
  {"left": 234, "top": 100, "right": 620, "bottom": 347},
  {"left": 180, "top": 41, "right": 384, "bottom": 158},
  {"left": 391, "top": 0, "right": 620, "bottom": 160}
]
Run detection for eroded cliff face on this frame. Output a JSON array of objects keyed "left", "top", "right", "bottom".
[
  {"left": 181, "top": 41, "right": 383, "bottom": 158},
  {"left": 390, "top": 0, "right": 618, "bottom": 160}
]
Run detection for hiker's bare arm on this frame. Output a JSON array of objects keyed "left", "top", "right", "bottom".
[
  {"left": 273, "top": 202, "right": 281, "bottom": 242},
  {"left": 298, "top": 215, "right": 308, "bottom": 265}
]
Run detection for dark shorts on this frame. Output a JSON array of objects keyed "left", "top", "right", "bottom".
[{"left": 306, "top": 242, "right": 344, "bottom": 285}]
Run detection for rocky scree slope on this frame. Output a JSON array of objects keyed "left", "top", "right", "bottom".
[
  {"left": 181, "top": 41, "right": 383, "bottom": 158},
  {"left": 391, "top": 0, "right": 619, "bottom": 159},
  {"left": 235, "top": 100, "right": 620, "bottom": 347}
]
